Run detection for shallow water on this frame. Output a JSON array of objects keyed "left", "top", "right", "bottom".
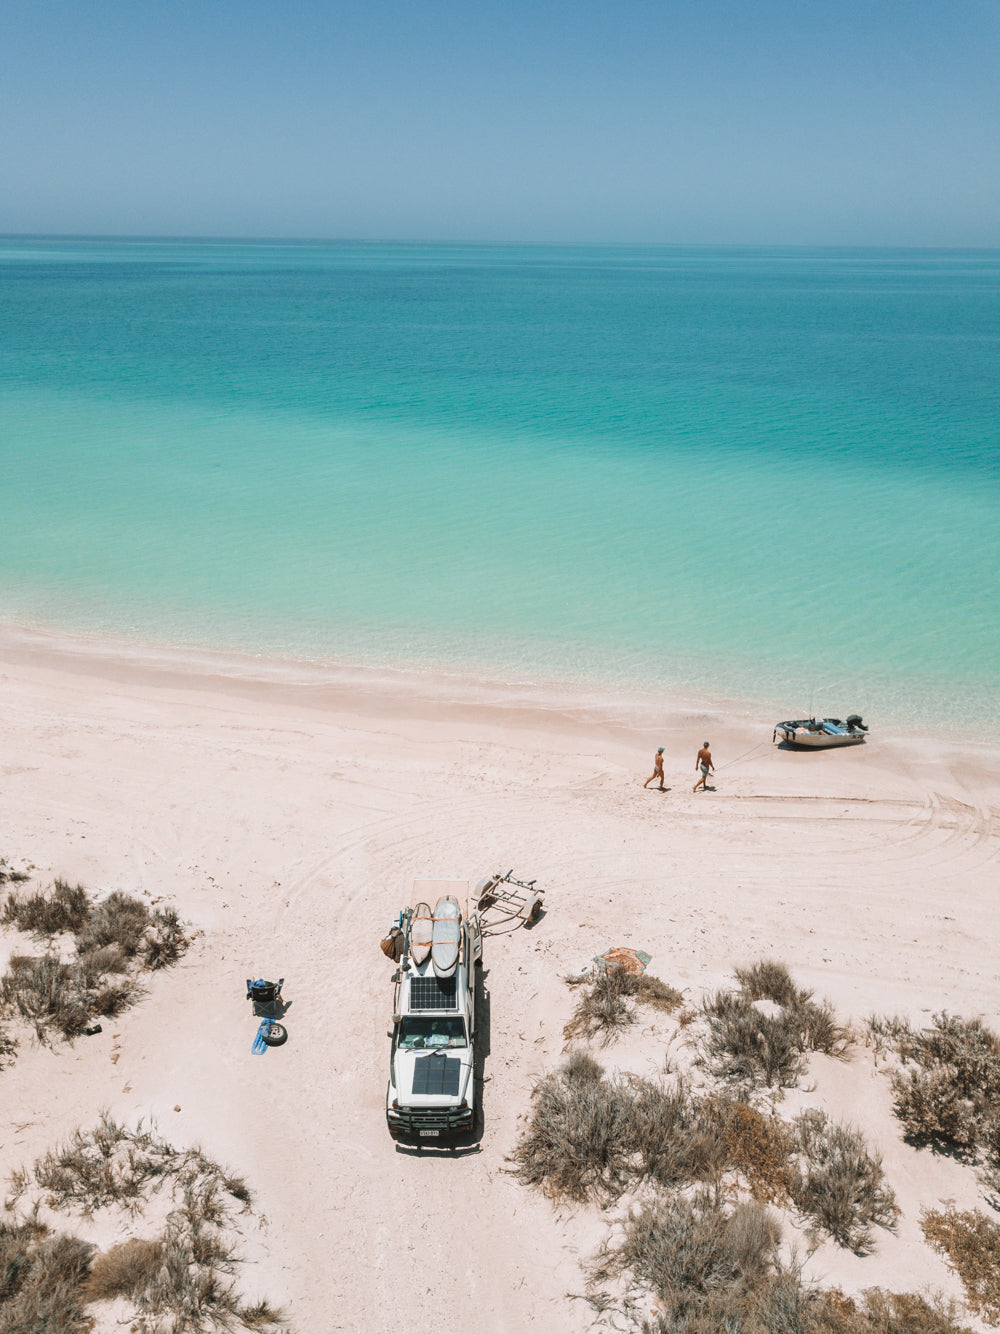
[{"left": 1, "top": 239, "right": 997, "bottom": 731}]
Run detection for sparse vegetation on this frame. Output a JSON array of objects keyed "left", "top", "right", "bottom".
[
  {"left": 591, "top": 1188, "right": 971, "bottom": 1333},
  {"left": 789, "top": 1109, "right": 899, "bottom": 1254},
  {"left": 593, "top": 1187, "right": 784, "bottom": 1328},
  {"left": 1, "top": 877, "right": 90, "bottom": 936},
  {"left": 868, "top": 1011, "right": 1000, "bottom": 1192},
  {"left": 700, "top": 961, "right": 851, "bottom": 1092},
  {"left": 0, "top": 951, "right": 142, "bottom": 1041},
  {"left": 0, "top": 1221, "right": 94, "bottom": 1334},
  {"left": 0, "top": 1022, "right": 15, "bottom": 1069},
  {"left": 5, "top": 1115, "right": 287, "bottom": 1333},
  {"left": 0, "top": 876, "right": 191, "bottom": 1046},
  {"left": 0, "top": 859, "right": 30, "bottom": 886},
  {"left": 563, "top": 965, "right": 683, "bottom": 1046},
  {"left": 922, "top": 1206, "right": 1000, "bottom": 1326},
  {"left": 517, "top": 964, "right": 989, "bottom": 1333},
  {"left": 510, "top": 1052, "right": 637, "bottom": 1202}
]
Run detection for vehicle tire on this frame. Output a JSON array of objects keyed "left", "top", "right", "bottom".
[{"left": 261, "top": 1022, "right": 288, "bottom": 1047}]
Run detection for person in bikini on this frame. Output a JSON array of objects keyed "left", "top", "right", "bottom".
[
  {"left": 693, "top": 741, "right": 714, "bottom": 792},
  {"left": 643, "top": 747, "right": 666, "bottom": 790}
]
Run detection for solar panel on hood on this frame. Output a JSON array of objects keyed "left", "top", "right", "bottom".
[{"left": 411, "top": 1055, "right": 461, "bottom": 1097}]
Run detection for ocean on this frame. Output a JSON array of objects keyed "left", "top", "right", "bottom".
[{"left": 1, "top": 238, "right": 998, "bottom": 733}]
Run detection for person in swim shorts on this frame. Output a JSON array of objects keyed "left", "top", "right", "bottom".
[
  {"left": 693, "top": 741, "right": 714, "bottom": 792},
  {"left": 643, "top": 746, "right": 666, "bottom": 790}
]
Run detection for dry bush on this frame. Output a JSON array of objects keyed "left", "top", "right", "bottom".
[
  {"left": 703, "top": 1096, "right": 795, "bottom": 1203},
  {"left": 628, "top": 1080, "right": 724, "bottom": 1190},
  {"left": 1, "top": 878, "right": 90, "bottom": 937},
  {"left": 636, "top": 974, "right": 684, "bottom": 1013},
  {"left": 239, "top": 1299, "right": 288, "bottom": 1329},
  {"left": 0, "top": 1022, "right": 16, "bottom": 1069},
  {"left": 29, "top": 1114, "right": 255, "bottom": 1225},
  {"left": 0, "top": 1226, "right": 94, "bottom": 1334},
  {"left": 82, "top": 1236, "right": 166, "bottom": 1300},
  {"left": 563, "top": 967, "right": 636, "bottom": 1045},
  {"left": 701, "top": 988, "right": 808, "bottom": 1090},
  {"left": 0, "top": 884, "right": 189, "bottom": 1047},
  {"left": 144, "top": 906, "right": 190, "bottom": 969},
  {"left": 884, "top": 1013, "right": 1000, "bottom": 1164},
  {"left": 864, "top": 1014, "right": 914, "bottom": 1062},
  {"left": 0, "top": 951, "right": 141, "bottom": 1041},
  {"left": 982, "top": 1119, "right": 1000, "bottom": 1198},
  {"left": 735, "top": 960, "right": 801, "bottom": 1007},
  {"left": 594, "top": 1188, "right": 784, "bottom": 1328},
  {"left": 75, "top": 890, "right": 152, "bottom": 958},
  {"left": 0, "top": 859, "right": 30, "bottom": 885},
  {"left": 563, "top": 966, "right": 681, "bottom": 1046},
  {"left": 513, "top": 1057, "right": 802, "bottom": 1213},
  {"left": 922, "top": 1206, "right": 1000, "bottom": 1325},
  {"left": 851, "top": 1288, "right": 975, "bottom": 1333},
  {"left": 510, "top": 1055, "right": 637, "bottom": 1202},
  {"left": 789, "top": 1110, "right": 898, "bottom": 1254},
  {"left": 11, "top": 1116, "right": 278, "bottom": 1333},
  {"left": 0, "top": 954, "right": 90, "bottom": 1040},
  {"left": 700, "top": 965, "right": 850, "bottom": 1092},
  {"left": 33, "top": 1113, "right": 178, "bottom": 1214}
]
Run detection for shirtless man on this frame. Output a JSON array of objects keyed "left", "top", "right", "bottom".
[
  {"left": 643, "top": 747, "right": 666, "bottom": 790},
  {"left": 693, "top": 741, "right": 714, "bottom": 792}
]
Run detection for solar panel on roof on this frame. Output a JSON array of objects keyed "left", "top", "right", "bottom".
[
  {"left": 411, "top": 1055, "right": 461, "bottom": 1097},
  {"left": 409, "top": 975, "right": 458, "bottom": 1011}
]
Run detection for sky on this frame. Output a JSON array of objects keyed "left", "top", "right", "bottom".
[{"left": 1, "top": 0, "right": 998, "bottom": 245}]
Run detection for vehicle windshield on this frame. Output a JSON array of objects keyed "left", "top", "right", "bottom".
[{"left": 397, "top": 1016, "right": 468, "bottom": 1050}]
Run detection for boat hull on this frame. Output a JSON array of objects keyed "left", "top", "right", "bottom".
[
  {"left": 774, "top": 717, "right": 868, "bottom": 749},
  {"left": 777, "top": 731, "right": 866, "bottom": 749}
]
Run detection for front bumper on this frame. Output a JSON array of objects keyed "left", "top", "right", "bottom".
[{"left": 386, "top": 1103, "right": 473, "bottom": 1136}]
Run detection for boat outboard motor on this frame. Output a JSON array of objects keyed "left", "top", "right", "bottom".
[{"left": 846, "top": 714, "right": 868, "bottom": 733}]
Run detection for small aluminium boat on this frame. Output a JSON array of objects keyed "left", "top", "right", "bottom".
[{"left": 773, "top": 715, "right": 868, "bottom": 749}]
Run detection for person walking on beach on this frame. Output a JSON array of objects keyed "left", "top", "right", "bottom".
[
  {"left": 693, "top": 741, "right": 714, "bottom": 792},
  {"left": 644, "top": 747, "right": 666, "bottom": 790}
]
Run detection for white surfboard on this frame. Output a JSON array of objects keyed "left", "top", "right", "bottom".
[
  {"left": 410, "top": 902, "right": 433, "bottom": 965},
  {"left": 431, "top": 895, "right": 462, "bottom": 978}
]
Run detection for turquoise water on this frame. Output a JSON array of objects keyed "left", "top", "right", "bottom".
[{"left": 1, "top": 238, "right": 998, "bottom": 731}]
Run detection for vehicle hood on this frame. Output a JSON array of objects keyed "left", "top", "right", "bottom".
[{"left": 392, "top": 1048, "right": 473, "bottom": 1105}]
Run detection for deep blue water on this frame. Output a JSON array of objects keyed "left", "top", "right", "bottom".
[{"left": 1, "top": 238, "right": 998, "bottom": 730}]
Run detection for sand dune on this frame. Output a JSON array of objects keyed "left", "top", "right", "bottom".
[{"left": 1, "top": 626, "right": 998, "bottom": 1331}]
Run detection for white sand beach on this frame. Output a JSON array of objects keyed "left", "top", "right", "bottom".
[{"left": 2, "top": 624, "right": 999, "bottom": 1331}]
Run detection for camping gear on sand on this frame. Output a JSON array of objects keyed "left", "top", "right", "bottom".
[
  {"left": 593, "top": 947, "right": 652, "bottom": 975},
  {"left": 246, "top": 977, "right": 288, "bottom": 1051}
]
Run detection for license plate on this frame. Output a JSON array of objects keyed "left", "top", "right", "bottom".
[{"left": 419, "top": 1129, "right": 440, "bottom": 1138}]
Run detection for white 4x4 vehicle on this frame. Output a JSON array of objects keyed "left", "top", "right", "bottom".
[{"left": 386, "top": 881, "right": 483, "bottom": 1140}]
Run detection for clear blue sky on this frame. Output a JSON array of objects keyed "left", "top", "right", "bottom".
[{"left": 2, "top": 0, "right": 997, "bottom": 245}]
